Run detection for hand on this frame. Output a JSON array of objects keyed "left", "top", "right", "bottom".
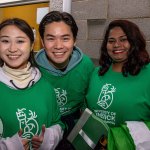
[
  {"left": 18, "top": 129, "right": 30, "bottom": 150},
  {"left": 31, "top": 125, "right": 46, "bottom": 150},
  {"left": 99, "top": 135, "right": 107, "bottom": 150}
]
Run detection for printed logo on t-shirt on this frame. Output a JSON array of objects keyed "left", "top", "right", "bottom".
[
  {"left": 16, "top": 108, "right": 39, "bottom": 140},
  {"left": 96, "top": 83, "right": 116, "bottom": 125},
  {"left": 54, "top": 88, "right": 67, "bottom": 107},
  {"left": 0, "top": 117, "right": 3, "bottom": 139},
  {"left": 94, "top": 109, "right": 116, "bottom": 125},
  {"left": 97, "top": 83, "right": 116, "bottom": 109}
]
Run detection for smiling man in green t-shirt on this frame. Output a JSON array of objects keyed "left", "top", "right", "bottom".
[{"left": 35, "top": 11, "right": 94, "bottom": 138}]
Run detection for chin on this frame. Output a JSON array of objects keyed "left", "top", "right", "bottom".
[
  {"left": 113, "top": 59, "right": 127, "bottom": 63},
  {"left": 55, "top": 58, "right": 66, "bottom": 63}
]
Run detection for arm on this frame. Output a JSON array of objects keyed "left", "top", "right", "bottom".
[
  {"left": 126, "top": 121, "right": 150, "bottom": 149},
  {"left": 39, "top": 124, "right": 63, "bottom": 150},
  {"left": 38, "top": 89, "right": 64, "bottom": 150},
  {"left": 108, "top": 121, "right": 150, "bottom": 150},
  {"left": 0, "top": 133, "right": 25, "bottom": 150},
  {"left": 31, "top": 124, "right": 63, "bottom": 150},
  {"left": 32, "top": 86, "right": 64, "bottom": 150}
]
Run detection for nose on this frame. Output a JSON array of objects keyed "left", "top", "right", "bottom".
[
  {"left": 55, "top": 39, "right": 63, "bottom": 49},
  {"left": 8, "top": 42, "right": 18, "bottom": 52},
  {"left": 114, "top": 40, "right": 121, "bottom": 48}
]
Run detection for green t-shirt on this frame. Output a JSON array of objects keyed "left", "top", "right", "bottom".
[
  {"left": 86, "top": 64, "right": 150, "bottom": 127},
  {"left": 0, "top": 77, "right": 64, "bottom": 140},
  {"left": 40, "top": 55, "right": 94, "bottom": 116}
]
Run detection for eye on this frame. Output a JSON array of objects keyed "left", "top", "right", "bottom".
[
  {"left": 17, "top": 40, "right": 25, "bottom": 44},
  {"left": 120, "top": 38, "right": 128, "bottom": 42},
  {"left": 0, "top": 39, "right": 9, "bottom": 43},
  {"left": 63, "top": 37, "right": 70, "bottom": 41},
  {"left": 47, "top": 37, "right": 54, "bottom": 41},
  {"left": 108, "top": 39, "right": 115, "bottom": 43}
]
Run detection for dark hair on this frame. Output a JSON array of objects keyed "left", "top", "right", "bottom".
[
  {"left": 0, "top": 18, "right": 37, "bottom": 67},
  {"left": 39, "top": 11, "right": 78, "bottom": 40},
  {"left": 99, "top": 19, "right": 150, "bottom": 76}
]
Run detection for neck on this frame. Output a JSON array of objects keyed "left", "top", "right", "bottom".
[
  {"left": 2, "top": 62, "right": 34, "bottom": 89},
  {"left": 2, "top": 63, "right": 32, "bottom": 81},
  {"left": 53, "top": 61, "right": 69, "bottom": 70},
  {"left": 112, "top": 62, "right": 123, "bottom": 72},
  {"left": 48, "top": 57, "right": 70, "bottom": 71}
]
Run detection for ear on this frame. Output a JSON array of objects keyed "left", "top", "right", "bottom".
[
  {"left": 40, "top": 39, "right": 45, "bottom": 47},
  {"left": 31, "top": 43, "right": 34, "bottom": 51}
]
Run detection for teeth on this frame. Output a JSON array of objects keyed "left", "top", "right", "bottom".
[
  {"left": 54, "top": 52, "right": 64, "bottom": 56},
  {"left": 8, "top": 55, "right": 19, "bottom": 59},
  {"left": 113, "top": 50, "right": 125, "bottom": 53},
  {"left": 115, "top": 50, "right": 122, "bottom": 53}
]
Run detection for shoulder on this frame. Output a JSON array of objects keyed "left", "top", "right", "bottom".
[
  {"left": 38, "top": 75, "right": 54, "bottom": 89},
  {"left": 82, "top": 54, "right": 93, "bottom": 62},
  {"left": 91, "top": 67, "right": 99, "bottom": 76},
  {"left": 141, "top": 64, "right": 150, "bottom": 75},
  {"left": 35, "top": 49, "right": 46, "bottom": 63},
  {"left": 135, "top": 63, "right": 150, "bottom": 78},
  {"left": 74, "top": 46, "right": 93, "bottom": 65},
  {"left": 78, "top": 55, "right": 95, "bottom": 75},
  {"left": 35, "top": 49, "right": 45, "bottom": 57},
  {"left": 145, "top": 63, "right": 150, "bottom": 69},
  {"left": 142, "top": 63, "right": 150, "bottom": 74},
  {"left": 80, "top": 54, "right": 94, "bottom": 68}
]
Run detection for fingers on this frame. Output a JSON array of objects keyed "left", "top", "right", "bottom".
[
  {"left": 22, "top": 139, "right": 29, "bottom": 150},
  {"left": 41, "top": 124, "right": 46, "bottom": 137},
  {"left": 24, "top": 141, "right": 30, "bottom": 150},
  {"left": 18, "top": 129, "right": 23, "bottom": 137},
  {"left": 31, "top": 135, "right": 42, "bottom": 150},
  {"left": 18, "top": 129, "right": 30, "bottom": 150},
  {"left": 20, "top": 125, "right": 46, "bottom": 150},
  {"left": 31, "top": 125, "right": 46, "bottom": 150}
]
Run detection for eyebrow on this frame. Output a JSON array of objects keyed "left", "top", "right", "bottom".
[
  {"left": 0, "top": 35, "right": 27, "bottom": 39},
  {"left": 108, "top": 35, "right": 127, "bottom": 39},
  {"left": 0, "top": 35, "right": 9, "bottom": 38},
  {"left": 45, "top": 34, "right": 71, "bottom": 37}
]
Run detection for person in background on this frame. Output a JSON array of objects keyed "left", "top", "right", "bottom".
[
  {"left": 86, "top": 20, "right": 150, "bottom": 149},
  {"left": 0, "top": 18, "right": 64, "bottom": 150},
  {"left": 35, "top": 11, "right": 94, "bottom": 137}
]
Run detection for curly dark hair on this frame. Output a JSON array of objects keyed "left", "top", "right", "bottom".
[
  {"left": 99, "top": 19, "right": 150, "bottom": 76},
  {"left": 39, "top": 11, "right": 78, "bottom": 41}
]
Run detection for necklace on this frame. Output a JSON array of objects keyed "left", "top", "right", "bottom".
[
  {"left": 10, "top": 79, "right": 35, "bottom": 90},
  {"left": 9, "top": 68, "right": 38, "bottom": 90}
]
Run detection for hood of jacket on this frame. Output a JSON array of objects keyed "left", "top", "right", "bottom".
[{"left": 35, "top": 46, "right": 83, "bottom": 76}]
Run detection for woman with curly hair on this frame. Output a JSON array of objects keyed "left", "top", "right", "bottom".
[{"left": 86, "top": 20, "right": 150, "bottom": 149}]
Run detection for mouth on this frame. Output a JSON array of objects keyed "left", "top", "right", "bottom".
[
  {"left": 7, "top": 55, "right": 20, "bottom": 60},
  {"left": 54, "top": 52, "right": 64, "bottom": 55},
  {"left": 112, "top": 49, "right": 128, "bottom": 54},
  {"left": 53, "top": 52, "right": 66, "bottom": 57}
]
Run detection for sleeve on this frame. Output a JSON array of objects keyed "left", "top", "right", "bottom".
[
  {"left": 39, "top": 125, "right": 63, "bottom": 150},
  {"left": 0, "top": 133, "right": 24, "bottom": 150},
  {"left": 126, "top": 121, "right": 150, "bottom": 150},
  {"left": 39, "top": 86, "right": 65, "bottom": 149},
  {"left": 107, "top": 121, "right": 150, "bottom": 150}
]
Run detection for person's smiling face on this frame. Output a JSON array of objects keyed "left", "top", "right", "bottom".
[
  {"left": 0, "top": 25, "right": 32, "bottom": 69},
  {"left": 107, "top": 26, "right": 131, "bottom": 63},
  {"left": 42, "top": 21, "right": 75, "bottom": 69}
]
